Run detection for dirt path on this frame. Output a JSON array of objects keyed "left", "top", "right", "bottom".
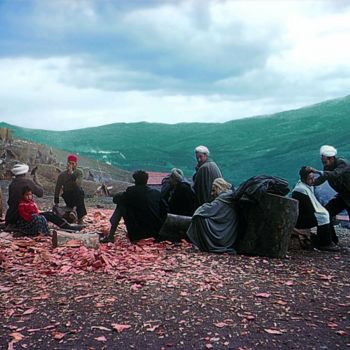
[{"left": 1, "top": 209, "right": 349, "bottom": 349}]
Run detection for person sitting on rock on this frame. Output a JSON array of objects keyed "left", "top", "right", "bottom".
[
  {"left": 291, "top": 166, "right": 339, "bottom": 251},
  {"left": 54, "top": 154, "right": 87, "bottom": 225},
  {"left": 6, "top": 163, "right": 44, "bottom": 227},
  {"left": 186, "top": 177, "right": 239, "bottom": 254},
  {"left": 161, "top": 168, "right": 196, "bottom": 217},
  {"left": 17, "top": 186, "right": 49, "bottom": 236},
  {"left": 101, "top": 170, "right": 166, "bottom": 243},
  {"left": 5, "top": 163, "right": 83, "bottom": 232}
]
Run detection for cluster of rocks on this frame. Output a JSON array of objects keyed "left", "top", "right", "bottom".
[{"left": 0, "top": 128, "right": 132, "bottom": 214}]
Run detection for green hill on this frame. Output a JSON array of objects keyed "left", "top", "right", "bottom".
[{"left": 2, "top": 95, "right": 350, "bottom": 187}]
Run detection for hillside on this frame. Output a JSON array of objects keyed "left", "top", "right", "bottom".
[{"left": 2, "top": 95, "right": 350, "bottom": 187}]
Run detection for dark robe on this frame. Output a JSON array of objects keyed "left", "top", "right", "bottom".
[
  {"left": 193, "top": 160, "right": 222, "bottom": 206},
  {"left": 291, "top": 191, "right": 318, "bottom": 229},
  {"left": 168, "top": 182, "right": 196, "bottom": 216},
  {"left": 291, "top": 190, "right": 332, "bottom": 246},
  {"left": 118, "top": 185, "right": 166, "bottom": 242},
  {"left": 314, "top": 157, "right": 350, "bottom": 207},
  {"left": 5, "top": 176, "right": 44, "bottom": 225},
  {"left": 187, "top": 190, "right": 238, "bottom": 253}
]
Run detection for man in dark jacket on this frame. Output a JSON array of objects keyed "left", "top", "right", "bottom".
[
  {"left": 54, "top": 154, "right": 87, "bottom": 224},
  {"left": 193, "top": 145, "right": 222, "bottom": 207},
  {"left": 309, "top": 145, "right": 350, "bottom": 244},
  {"left": 101, "top": 170, "right": 166, "bottom": 243},
  {"left": 5, "top": 164, "right": 44, "bottom": 226},
  {"left": 5, "top": 163, "right": 81, "bottom": 231}
]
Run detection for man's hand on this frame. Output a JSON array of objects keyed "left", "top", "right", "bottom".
[
  {"left": 67, "top": 163, "right": 73, "bottom": 174},
  {"left": 306, "top": 166, "right": 320, "bottom": 174}
]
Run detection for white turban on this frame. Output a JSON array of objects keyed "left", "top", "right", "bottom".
[
  {"left": 320, "top": 145, "right": 337, "bottom": 157},
  {"left": 195, "top": 145, "right": 210, "bottom": 155},
  {"left": 11, "top": 163, "right": 29, "bottom": 176}
]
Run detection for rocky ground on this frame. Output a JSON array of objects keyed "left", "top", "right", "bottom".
[{"left": 0, "top": 207, "right": 350, "bottom": 350}]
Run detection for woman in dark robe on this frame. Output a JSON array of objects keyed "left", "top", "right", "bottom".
[{"left": 187, "top": 178, "right": 238, "bottom": 253}]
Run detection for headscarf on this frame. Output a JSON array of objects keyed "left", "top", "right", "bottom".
[
  {"left": 320, "top": 145, "right": 337, "bottom": 157},
  {"left": 212, "top": 177, "right": 232, "bottom": 197},
  {"left": 170, "top": 168, "right": 184, "bottom": 182}
]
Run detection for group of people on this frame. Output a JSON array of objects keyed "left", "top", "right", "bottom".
[
  {"left": 291, "top": 145, "right": 350, "bottom": 251},
  {"left": 4, "top": 144, "right": 350, "bottom": 253},
  {"left": 5, "top": 155, "right": 86, "bottom": 235}
]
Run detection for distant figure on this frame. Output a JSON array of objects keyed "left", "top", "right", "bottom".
[
  {"left": 309, "top": 145, "right": 350, "bottom": 244},
  {"left": 5, "top": 163, "right": 83, "bottom": 232},
  {"left": 17, "top": 186, "right": 49, "bottom": 236},
  {"left": 161, "top": 168, "right": 196, "bottom": 217},
  {"left": 187, "top": 178, "right": 239, "bottom": 254},
  {"left": 54, "top": 154, "right": 87, "bottom": 225},
  {"left": 291, "top": 166, "right": 338, "bottom": 251},
  {"left": 101, "top": 170, "right": 167, "bottom": 243},
  {"left": 193, "top": 145, "right": 222, "bottom": 207}
]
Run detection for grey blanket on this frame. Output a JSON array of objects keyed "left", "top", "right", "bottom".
[{"left": 187, "top": 190, "right": 238, "bottom": 253}]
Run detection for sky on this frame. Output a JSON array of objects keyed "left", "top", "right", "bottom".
[{"left": 0, "top": 0, "right": 350, "bottom": 131}]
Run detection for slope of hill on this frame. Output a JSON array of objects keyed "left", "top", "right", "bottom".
[{"left": 2, "top": 95, "right": 350, "bottom": 187}]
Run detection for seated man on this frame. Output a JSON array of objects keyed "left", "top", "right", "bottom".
[
  {"left": 186, "top": 178, "right": 239, "bottom": 254},
  {"left": 291, "top": 166, "right": 339, "bottom": 251},
  {"left": 54, "top": 154, "right": 87, "bottom": 225},
  {"left": 6, "top": 163, "right": 44, "bottom": 227},
  {"left": 5, "top": 163, "right": 81, "bottom": 232},
  {"left": 161, "top": 168, "right": 196, "bottom": 217},
  {"left": 101, "top": 170, "right": 166, "bottom": 243}
]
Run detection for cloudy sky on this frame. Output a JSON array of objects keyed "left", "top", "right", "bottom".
[{"left": 1, "top": 0, "right": 350, "bottom": 130}]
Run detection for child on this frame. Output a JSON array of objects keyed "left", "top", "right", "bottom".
[{"left": 18, "top": 186, "right": 49, "bottom": 236}]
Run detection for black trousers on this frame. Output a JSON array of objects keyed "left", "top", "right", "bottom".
[
  {"left": 62, "top": 188, "right": 87, "bottom": 219},
  {"left": 41, "top": 211, "right": 67, "bottom": 227},
  {"left": 325, "top": 196, "right": 350, "bottom": 244}
]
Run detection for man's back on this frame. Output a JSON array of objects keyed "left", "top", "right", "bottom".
[{"left": 121, "top": 185, "right": 165, "bottom": 241}]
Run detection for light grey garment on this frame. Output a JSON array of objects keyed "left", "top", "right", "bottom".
[
  {"left": 187, "top": 190, "right": 238, "bottom": 253},
  {"left": 193, "top": 160, "right": 222, "bottom": 206}
]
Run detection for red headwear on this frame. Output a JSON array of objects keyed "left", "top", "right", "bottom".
[{"left": 67, "top": 154, "right": 78, "bottom": 162}]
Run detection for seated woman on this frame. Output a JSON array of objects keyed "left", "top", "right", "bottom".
[
  {"left": 161, "top": 168, "right": 196, "bottom": 217},
  {"left": 17, "top": 186, "right": 49, "bottom": 236},
  {"left": 291, "top": 166, "right": 339, "bottom": 251},
  {"left": 186, "top": 178, "right": 238, "bottom": 253}
]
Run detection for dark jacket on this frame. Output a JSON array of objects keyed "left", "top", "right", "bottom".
[
  {"left": 291, "top": 191, "right": 318, "bottom": 229},
  {"left": 168, "top": 182, "right": 196, "bottom": 216},
  {"left": 120, "top": 185, "right": 166, "bottom": 241},
  {"left": 314, "top": 157, "right": 350, "bottom": 206},
  {"left": 5, "top": 176, "right": 44, "bottom": 225}
]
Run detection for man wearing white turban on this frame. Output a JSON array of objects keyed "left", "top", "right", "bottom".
[
  {"left": 5, "top": 164, "right": 44, "bottom": 226},
  {"left": 193, "top": 145, "right": 222, "bottom": 206},
  {"left": 5, "top": 163, "right": 83, "bottom": 232},
  {"left": 308, "top": 145, "right": 350, "bottom": 244}
]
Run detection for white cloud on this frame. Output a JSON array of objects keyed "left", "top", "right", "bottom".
[{"left": 0, "top": 0, "right": 350, "bottom": 129}]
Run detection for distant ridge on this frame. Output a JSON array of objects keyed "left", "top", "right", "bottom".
[{"left": 2, "top": 95, "right": 350, "bottom": 187}]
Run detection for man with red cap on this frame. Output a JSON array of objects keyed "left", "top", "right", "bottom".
[{"left": 54, "top": 154, "right": 87, "bottom": 224}]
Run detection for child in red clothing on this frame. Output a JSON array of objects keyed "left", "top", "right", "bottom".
[{"left": 17, "top": 186, "right": 49, "bottom": 235}]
